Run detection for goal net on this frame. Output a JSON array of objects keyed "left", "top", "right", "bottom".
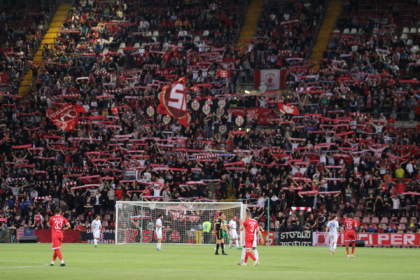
[{"left": 115, "top": 201, "right": 246, "bottom": 245}]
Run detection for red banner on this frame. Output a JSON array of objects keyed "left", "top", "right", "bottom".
[
  {"left": 230, "top": 107, "right": 276, "bottom": 125},
  {"left": 0, "top": 71, "right": 8, "bottom": 85},
  {"left": 46, "top": 103, "right": 85, "bottom": 131},
  {"left": 277, "top": 102, "right": 299, "bottom": 115},
  {"left": 217, "top": 70, "right": 231, "bottom": 78},
  {"left": 35, "top": 229, "right": 80, "bottom": 243},
  {"left": 157, "top": 77, "right": 189, "bottom": 128},
  {"left": 313, "top": 232, "right": 420, "bottom": 246}
]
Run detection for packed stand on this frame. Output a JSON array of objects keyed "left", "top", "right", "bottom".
[
  {"left": 0, "top": 1, "right": 55, "bottom": 93},
  {"left": 0, "top": 0, "right": 419, "bottom": 241}
]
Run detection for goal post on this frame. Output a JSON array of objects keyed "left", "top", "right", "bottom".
[{"left": 115, "top": 201, "right": 246, "bottom": 245}]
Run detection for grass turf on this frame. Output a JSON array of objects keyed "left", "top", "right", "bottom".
[{"left": 0, "top": 244, "right": 419, "bottom": 280}]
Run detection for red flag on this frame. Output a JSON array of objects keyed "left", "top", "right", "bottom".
[
  {"left": 217, "top": 70, "right": 231, "bottom": 78},
  {"left": 277, "top": 102, "right": 299, "bottom": 115},
  {"left": 158, "top": 77, "right": 189, "bottom": 128},
  {"left": 46, "top": 103, "right": 81, "bottom": 131},
  {"left": 0, "top": 71, "right": 8, "bottom": 85}
]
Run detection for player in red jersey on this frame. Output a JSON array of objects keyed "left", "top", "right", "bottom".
[
  {"left": 49, "top": 208, "right": 70, "bottom": 266},
  {"left": 343, "top": 213, "right": 359, "bottom": 258},
  {"left": 239, "top": 211, "right": 264, "bottom": 266}
]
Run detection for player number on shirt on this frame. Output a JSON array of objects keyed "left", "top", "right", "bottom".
[{"left": 54, "top": 220, "right": 63, "bottom": 230}]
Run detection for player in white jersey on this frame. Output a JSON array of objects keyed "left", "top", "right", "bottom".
[
  {"left": 228, "top": 216, "right": 241, "bottom": 249},
  {"left": 325, "top": 214, "right": 340, "bottom": 254},
  {"left": 155, "top": 214, "right": 165, "bottom": 251},
  {"left": 91, "top": 215, "right": 102, "bottom": 248}
]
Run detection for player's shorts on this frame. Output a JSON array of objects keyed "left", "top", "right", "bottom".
[
  {"left": 216, "top": 230, "right": 224, "bottom": 240},
  {"left": 245, "top": 238, "right": 255, "bottom": 249},
  {"left": 230, "top": 230, "right": 238, "bottom": 239},
  {"left": 345, "top": 232, "right": 356, "bottom": 241},
  {"left": 93, "top": 230, "right": 100, "bottom": 239},
  {"left": 328, "top": 233, "right": 338, "bottom": 243},
  {"left": 156, "top": 230, "right": 162, "bottom": 239},
  {"left": 51, "top": 234, "right": 63, "bottom": 250}
]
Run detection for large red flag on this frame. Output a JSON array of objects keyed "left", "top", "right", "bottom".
[
  {"left": 277, "top": 102, "right": 299, "bottom": 115},
  {"left": 46, "top": 103, "right": 85, "bottom": 131},
  {"left": 157, "top": 77, "right": 189, "bottom": 128}
]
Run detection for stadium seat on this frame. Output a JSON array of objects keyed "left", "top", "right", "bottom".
[
  {"left": 194, "top": 36, "right": 201, "bottom": 42},
  {"left": 362, "top": 216, "right": 370, "bottom": 223},
  {"left": 202, "top": 30, "right": 209, "bottom": 36},
  {"left": 402, "top": 27, "right": 409, "bottom": 33},
  {"left": 339, "top": 204, "right": 345, "bottom": 210},
  {"left": 134, "top": 42, "right": 140, "bottom": 48},
  {"left": 102, "top": 221, "right": 109, "bottom": 227},
  {"left": 358, "top": 198, "right": 365, "bottom": 204},
  {"left": 119, "top": 42, "right": 126, "bottom": 49},
  {"left": 418, "top": 27, "right": 420, "bottom": 33},
  {"left": 343, "top": 28, "right": 350, "bottom": 34},
  {"left": 355, "top": 210, "right": 362, "bottom": 217},
  {"left": 380, "top": 217, "right": 388, "bottom": 224},
  {"left": 350, "top": 28, "right": 357, "bottom": 34},
  {"left": 145, "top": 31, "right": 152, "bottom": 37},
  {"left": 371, "top": 217, "right": 379, "bottom": 224},
  {"left": 104, "top": 214, "right": 111, "bottom": 221},
  {"left": 406, "top": 39, "right": 413, "bottom": 46},
  {"left": 400, "top": 217, "right": 408, "bottom": 224},
  {"left": 410, "top": 27, "right": 417, "bottom": 34},
  {"left": 152, "top": 31, "right": 159, "bottom": 37},
  {"left": 351, "top": 198, "right": 357, "bottom": 204},
  {"left": 357, "top": 204, "right": 364, "bottom": 211},
  {"left": 400, "top": 33, "right": 408, "bottom": 40}
]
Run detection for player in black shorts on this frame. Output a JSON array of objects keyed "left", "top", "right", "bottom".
[{"left": 214, "top": 212, "right": 228, "bottom": 255}]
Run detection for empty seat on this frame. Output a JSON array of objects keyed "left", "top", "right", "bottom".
[
  {"left": 418, "top": 27, "right": 420, "bottom": 33},
  {"left": 402, "top": 27, "right": 409, "bottom": 33},
  {"left": 362, "top": 216, "right": 370, "bottom": 223},
  {"left": 371, "top": 217, "right": 379, "bottom": 224},
  {"left": 104, "top": 214, "right": 111, "bottom": 221},
  {"left": 119, "top": 42, "right": 126, "bottom": 49},
  {"left": 380, "top": 217, "right": 388, "bottom": 224},
  {"left": 351, "top": 198, "right": 357, "bottom": 204},
  {"left": 357, "top": 204, "right": 365, "bottom": 211},
  {"left": 401, "top": 33, "right": 408, "bottom": 40},
  {"left": 145, "top": 31, "right": 152, "bottom": 37},
  {"left": 343, "top": 28, "right": 350, "bottom": 34},
  {"left": 133, "top": 42, "right": 140, "bottom": 48},
  {"left": 350, "top": 28, "right": 357, "bottom": 34},
  {"left": 410, "top": 27, "right": 417, "bottom": 34},
  {"left": 355, "top": 210, "right": 362, "bottom": 217},
  {"left": 194, "top": 36, "right": 201, "bottom": 42},
  {"left": 202, "top": 30, "right": 209, "bottom": 36},
  {"left": 400, "top": 217, "right": 408, "bottom": 224},
  {"left": 102, "top": 220, "right": 109, "bottom": 227},
  {"left": 406, "top": 39, "right": 413, "bottom": 46},
  {"left": 398, "top": 224, "right": 406, "bottom": 230}
]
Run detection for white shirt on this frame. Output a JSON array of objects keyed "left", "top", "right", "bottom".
[
  {"left": 156, "top": 218, "right": 162, "bottom": 232},
  {"left": 91, "top": 219, "right": 102, "bottom": 231},
  {"left": 229, "top": 220, "right": 237, "bottom": 231},
  {"left": 326, "top": 220, "right": 339, "bottom": 235}
]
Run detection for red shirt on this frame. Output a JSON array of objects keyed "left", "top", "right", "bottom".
[
  {"left": 49, "top": 215, "right": 69, "bottom": 236},
  {"left": 243, "top": 219, "right": 259, "bottom": 240},
  {"left": 344, "top": 218, "right": 358, "bottom": 233}
]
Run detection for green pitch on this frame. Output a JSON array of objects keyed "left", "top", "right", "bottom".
[{"left": 0, "top": 244, "right": 419, "bottom": 280}]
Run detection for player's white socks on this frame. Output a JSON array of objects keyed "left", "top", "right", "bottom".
[
  {"left": 51, "top": 261, "right": 54, "bottom": 265},
  {"left": 94, "top": 239, "right": 98, "bottom": 246},
  {"left": 60, "top": 260, "right": 65, "bottom": 264},
  {"left": 241, "top": 248, "right": 246, "bottom": 262},
  {"left": 253, "top": 249, "right": 259, "bottom": 261},
  {"left": 333, "top": 242, "right": 337, "bottom": 251},
  {"left": 235, "top": 240, "right": 239, "bottom": 248},
  {"left": 229, "top": 240, "right": 232, "bottom": 248},
  {"left": 330, "top": 242, "right": 333, "bottom": 252},
  {"left": 157, "top": 243, "right": 161, "bottom": 250}
]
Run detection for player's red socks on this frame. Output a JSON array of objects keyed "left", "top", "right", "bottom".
[
  {"left": 55, "top": 249, "right": 63, "bottom": 261},
  {"left": 245, "top": 251, "right": 256, "bottom": 262}
]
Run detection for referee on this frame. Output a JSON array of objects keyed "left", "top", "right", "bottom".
[{"left": 214, "top": 212, "right": 228, "bottom": 255}]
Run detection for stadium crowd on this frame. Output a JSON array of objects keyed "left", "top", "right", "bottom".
[{"left": 0, "top": 0, "right": 419, "bottom": 241}]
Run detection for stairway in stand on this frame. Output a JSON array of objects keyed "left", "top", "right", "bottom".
[
  {"left": 310, "top": 0, "right": 343, "bottom": 70},
  {"left": 18, "top": 3, "right": 72, "bottom": 96},
  {"left": 236, "top": 0, "right": 264, "bottom": 51}
]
